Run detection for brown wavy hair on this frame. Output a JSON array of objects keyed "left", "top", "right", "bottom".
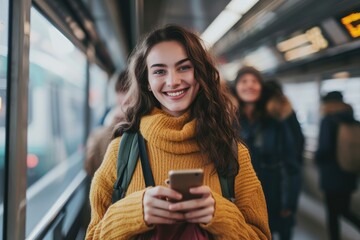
[{"left": 114, "top": 25, "right": 239, "bottom": 177}]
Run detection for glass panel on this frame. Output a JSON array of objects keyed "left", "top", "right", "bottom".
[
  {"left": 321, "top": 77, "right": 360, "bottom": 120},
  {"left": 0, "top": 0, "right": 9, "bottom": 237},
  {"left": 26, "top": 8, "right": 86, "bottom": 235},
  {"left": 89, "top": 64, "right": 108, "bottom": 128},
  {"left": 284, "top": 82, "right": 320, "bottom": 138},
  {"left": 283, "top": 81, "right": 320, "bottom": 153}
]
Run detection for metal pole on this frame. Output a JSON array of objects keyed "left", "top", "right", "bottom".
[
  {"left": 84, "top": 52, "right": 91, "bottom": 144},
  {"left": 4, "top": 0, "right": 31, "bottom": 239},
  {"left": 131, "top": 0, "right": 144, "bottom": 47}
]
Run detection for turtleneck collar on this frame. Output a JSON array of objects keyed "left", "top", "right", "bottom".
[{"left": 140, "top": 108, "right": 199, "bottom": 154}]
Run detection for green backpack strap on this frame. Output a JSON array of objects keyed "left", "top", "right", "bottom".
[
  {"left": 218, "top": 175, "right": 235, "bottom": 203},
  {"left": 112, "top": 133, "right": 237, "bottom": 203},
  {"left": 218, "top": 141, "right": 238, "bottom": 203},
  {"left": 112, "top": 132, "right": 139, "bottom": 203}
]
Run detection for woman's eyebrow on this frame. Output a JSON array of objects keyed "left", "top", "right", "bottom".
[
  {"left": 150, "top": 63, "right": 166, "bottom": 68},
  {"left": 175, "top": 58, "right": 190, "bottom": 66},
  {"left": 150, "top": 58, "right": 190, "bottom": 69}
]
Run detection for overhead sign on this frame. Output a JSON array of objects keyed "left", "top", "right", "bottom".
[
  {"left": 339, "top": 11, "right": 360, "bottom": 38},
  {"left": 276, "top": 26, "right": 328, "bottom": 61}
]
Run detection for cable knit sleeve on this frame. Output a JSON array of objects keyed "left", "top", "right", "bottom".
[
  {"left": 201, "top": 144, "right": 271, "bottom": 239},
  {"left": 85, "top": 138, "right": 152, "bottom": 239}
]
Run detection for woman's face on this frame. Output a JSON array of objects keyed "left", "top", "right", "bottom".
[
  {"left": 236, "top": 73, "right": 262, "bottom": 104},
  {"left": 146, "top": 40, "right": 200, "bottom": 117}
]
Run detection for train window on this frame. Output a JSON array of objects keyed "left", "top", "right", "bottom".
[
  {"left": 25, "top": 8, "right": 86, "bottom": 234},
  {"left": 0, "top": 0, "right": 9, "bottom": 236},
  {"left": 89, "top": 64, "right": 108, "bottom": 128}
]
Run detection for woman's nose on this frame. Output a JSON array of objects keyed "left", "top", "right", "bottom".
[{"left": 166, "top": 70, "right": 181, "bottom": 86}]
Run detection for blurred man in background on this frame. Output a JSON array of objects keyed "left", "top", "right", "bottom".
[
  {"left": 315, "top": 91, "right": 360, "bottom": 240},
  {"left": 84, "top": 70, "right": 129, "bottom": 177}
]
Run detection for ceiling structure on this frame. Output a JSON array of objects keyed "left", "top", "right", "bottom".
[
  {"left": 71, "top": 0, "right": 360, "bottom": 77},
  {"left": 148, "top": 0, "right": 231, "bottom": 34}
]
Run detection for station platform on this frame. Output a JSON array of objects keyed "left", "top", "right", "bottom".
[{"left": 292, "top": 193, "right": 360, "bottom": 240}]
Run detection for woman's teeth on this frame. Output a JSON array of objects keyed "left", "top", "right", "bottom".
[{"left": 167, "top": 90, "right": 184, "bottom": 96}]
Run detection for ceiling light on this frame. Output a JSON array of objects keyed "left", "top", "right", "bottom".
[
  {"left": 201, "top": 0, "right": 259, "bottom": 47},
  {"left": 332, "top": 71, "right": 350, "bottom": 79},
  {"left": 201, "top": 10, "right": 241, "bottom": 46},
  {"left": 226, "top": 0, "right": 259, "bottom": 15}
]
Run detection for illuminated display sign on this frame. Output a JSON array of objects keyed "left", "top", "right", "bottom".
[
  {"left": 276, "top": 26, "right": 328, "bottom": 61},
  {"left": 339, "top": 11, "right": 360, "bottom": 38}
]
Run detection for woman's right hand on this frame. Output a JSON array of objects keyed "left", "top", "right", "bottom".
[{"left": 143, "top": 186, "right": 184, "bottom": 225}]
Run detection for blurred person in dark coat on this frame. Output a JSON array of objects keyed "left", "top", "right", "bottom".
[
  {"left": 315, "top": 91, "right": 360, "bottom": 240},
  {"left": 263, "top": 80, "right": 304, "bottom": 220},
  {"left": 84, "top": 70, "right": 130, "bottom": 177},
  {"left": 264, "top": 80, "right": 305, "bottom": 165},
  {"left": 234, "top": 66, "right": 301, "bottom": 240}
]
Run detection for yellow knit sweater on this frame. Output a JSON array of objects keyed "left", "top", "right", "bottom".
[{"left": 86, "top": 108, "right": 271, "bottom": 239}]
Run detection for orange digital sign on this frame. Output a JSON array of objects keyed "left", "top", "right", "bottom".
[{"left": 341, "top": 12, "right": 360, "bottom": 38}]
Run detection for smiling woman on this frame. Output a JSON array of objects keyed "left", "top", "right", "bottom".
[
  {"left": 86, "top": 25, "right": 271, "bottom": 240},
  {"left": 146, "top": 41, "right": 200, "bottom": 117}
]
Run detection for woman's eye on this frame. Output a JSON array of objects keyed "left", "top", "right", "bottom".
[
  {"left": 153, "top": 69, "right": 166, "bottom": 75},
  {"left": 179, "top": 65, "right": 192, "bottom": 72}
]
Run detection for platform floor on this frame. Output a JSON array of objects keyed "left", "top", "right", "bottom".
[{"left": 291, "top": 193, "right": 360, "bottom": 240}]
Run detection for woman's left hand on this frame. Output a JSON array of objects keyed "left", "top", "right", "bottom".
[{"left": 168, "top": 185, "right": 215, "bottom": 224}]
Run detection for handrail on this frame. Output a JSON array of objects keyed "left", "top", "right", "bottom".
[
  {"left": 0, "top": 153, "right": 83, "bottom": 221},
  {"left": 26, "top": 170, "right": 87, "bottom": 240}
]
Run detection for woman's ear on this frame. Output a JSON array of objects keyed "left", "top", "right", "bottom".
[{"left": 148, "top": 85, "right": 152, "bottom": 91}]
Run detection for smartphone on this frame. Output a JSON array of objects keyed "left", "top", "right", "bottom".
[{"left": 169, "top": 169, "right": 204, "bottom": 201}]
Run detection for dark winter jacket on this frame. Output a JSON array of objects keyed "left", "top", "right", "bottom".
[
  {"left": 267, "top": 94, "right": 305, "bottom": 164},
  {"left": 239, "top": 98, "right": 301, "bottom": 225},
  {"left": 315, "top": 101, "right": 358, "bottom": 192}
]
